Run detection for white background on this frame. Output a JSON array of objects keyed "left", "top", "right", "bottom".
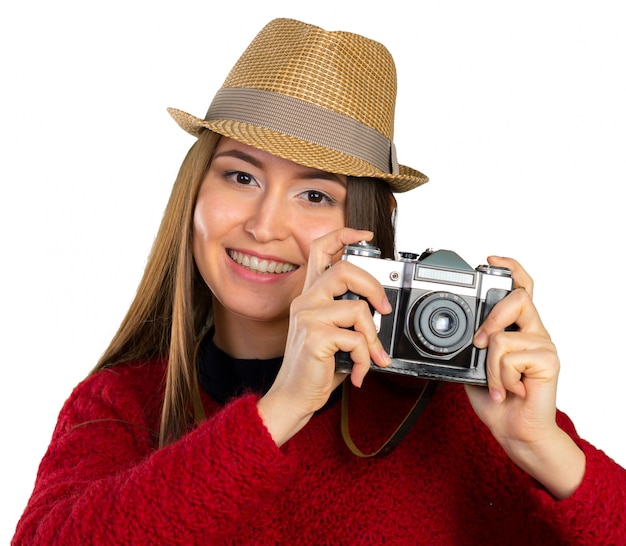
[{"left": 1, "top": 0, "right": 624, "bottom": 541}]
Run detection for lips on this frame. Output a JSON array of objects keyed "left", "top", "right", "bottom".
[{"left": 228, "top": 249, "right": 298, "bottom": 274}]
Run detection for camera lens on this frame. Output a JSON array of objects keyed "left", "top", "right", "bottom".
[
  {"left": 408, "top": 292, "right": 473, "bottom": 355},
  {"left": 430, "top": 310, "right": 458, "bottom": 337}
]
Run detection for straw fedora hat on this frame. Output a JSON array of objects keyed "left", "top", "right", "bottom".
[{"left": 168, "top": 18, "right": 428, "bottom": 192}]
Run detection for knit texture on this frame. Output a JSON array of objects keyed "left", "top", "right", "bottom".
[{"left": 13, "top": 360, "right": 626, "bottom": 545}]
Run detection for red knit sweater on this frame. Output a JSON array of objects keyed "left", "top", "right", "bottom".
[{"left": 12, "top": 360, "right": 626, "bottom": 545}]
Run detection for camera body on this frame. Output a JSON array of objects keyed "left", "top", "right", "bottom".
[{"left": 335, "top": 242, "right": 514, "bottom": 385}]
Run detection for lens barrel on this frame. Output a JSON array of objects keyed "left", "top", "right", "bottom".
[{"left": 408, "top": 292, "right": 473, "bottom": 355}]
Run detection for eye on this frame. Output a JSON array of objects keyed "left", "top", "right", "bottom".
[
  {"left": 302, "top": 190, "right": 334, "bottom": 205},
  {"left": 224, "top": 171, "right": 258, "bottom": 186}
]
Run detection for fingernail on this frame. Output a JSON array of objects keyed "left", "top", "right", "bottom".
[
  {"left": 381, "top": 349, "right": 391, "bottom": 366},
  {"left": 490, "top": 388, "right": 504, "bottom": 403},
  {"left": 474, "top": 330, "right": 488, "bottom": 348}
]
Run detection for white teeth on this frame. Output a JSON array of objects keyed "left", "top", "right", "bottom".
[{"left": 228, "top": 250, "right": 297, "bottom": 274}]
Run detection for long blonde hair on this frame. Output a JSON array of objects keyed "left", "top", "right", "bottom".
[{"left": 92, "top": 130, "right": 397, "bottom": 447}]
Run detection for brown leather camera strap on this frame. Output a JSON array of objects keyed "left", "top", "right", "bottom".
[{"left": 340, "top": 379, "right": 437, "bottom": 458}]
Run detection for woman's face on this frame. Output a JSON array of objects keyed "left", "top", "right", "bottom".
[{"left": 193, "top": 137, "right": 347, "bottom": 326}]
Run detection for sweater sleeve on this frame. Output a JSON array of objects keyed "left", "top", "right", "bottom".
[
  {"left": 12, "top": 365, "right": 296, "bottom": 545},
  {"left": 528, "top": 410, "right": 626, "bottom": 544}
]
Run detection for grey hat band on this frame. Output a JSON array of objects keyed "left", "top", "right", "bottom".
[{"left": 204, "top": 88, "right": 399, "bottom": 175}]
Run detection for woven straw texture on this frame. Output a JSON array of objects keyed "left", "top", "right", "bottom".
[
  {"left": 168, "top": 19, "right": 427, "bottom": 192},
  {"left": 223, "top": 20, "right": 397, "bottom": 141}
]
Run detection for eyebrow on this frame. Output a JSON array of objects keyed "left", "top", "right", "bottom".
[
  {"left": 213, "top": 149, "right": 264, "bottom": 169},
  {"left": 212, "top": 149, "right": 347, "bottom": 186}
]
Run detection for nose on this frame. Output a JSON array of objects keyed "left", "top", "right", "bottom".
[{"left": 244, "top": 190, "right": 290, "bottom": 242}]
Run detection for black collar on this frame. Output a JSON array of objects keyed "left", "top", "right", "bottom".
[
  {"left": 197, "top": 331, "right": 341, "bottom": 411},
  {"left": 197, "top": 332, "right": 283, "bottom": 405}
]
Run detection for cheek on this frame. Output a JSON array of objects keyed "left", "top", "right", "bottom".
[
  {"left": 192, "top": 201, "right": 212, "bottom": 259},
  {"left": 295, "top": 214, "right": 346, "bottom": 259},
  {"left": 192, "top": 192, "right": 226, "bottom": 267},
  {"left": 192, "top": 190, "right": 236, "bottom": 248}
]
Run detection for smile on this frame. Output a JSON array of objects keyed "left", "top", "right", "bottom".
[{"left": 227, "top": 250, "right": 298, "bottom": 274}]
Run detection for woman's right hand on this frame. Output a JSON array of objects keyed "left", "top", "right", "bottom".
[{"left": 257, "top": 228, "right": 392, "bottom": 446}]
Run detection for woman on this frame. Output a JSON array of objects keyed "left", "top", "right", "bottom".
[{"left": 13, "top": 18, "right": 626, "bottom": 545}]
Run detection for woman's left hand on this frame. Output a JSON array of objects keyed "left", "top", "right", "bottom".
[{"left": 464, "top": 256, "right": 585, "bottom": 499}]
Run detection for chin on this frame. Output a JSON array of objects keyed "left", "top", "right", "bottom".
[{"left": 215, "top": 294, "right": 293, "bottom": 324}]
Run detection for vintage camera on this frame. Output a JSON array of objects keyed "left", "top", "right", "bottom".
[{"left": 335, "top": 242, "right": 514, "bottom": 385}]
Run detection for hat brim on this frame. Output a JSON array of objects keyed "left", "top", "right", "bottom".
[{"left": 167, "top": 107, "right": 427, "bottom": 193}]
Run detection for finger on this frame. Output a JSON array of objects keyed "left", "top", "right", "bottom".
[
  {"left": 474, "top": 287, "right": 547, "bottom": 348},
  {"left": 490, "top": 347, "right": 559, "bottom": 402},
  {"left": 487, "top": 256, "right": 534, "bottom": 299},
  {"left": 350, "top": 359, "right": 371, "bottom": 388},
  {"left": 335, "top": 330, "right": 375, "bottom": 388},
  {"left": 304, "top": 228, "right": 374, "bottom": 289},
  {"left": 485, "top": 341, "right": 529, "bottom": 403},
  {"left": 311, "top": 298, "right": 381, "bottom": 344},
  {"left": 484, "top": 330, "right": 557, "bottom": 401},
  {"left": 326, "top": 260, "right": 393, "bottom": 315},
  {"left": 301, "top": 298, "right": 391, "bottom": 368},
  {"left": 334, "top": 333, "right": 390, "bottom": 389},
  {"left": 309, "top": 320, "right": 377, "bottom": 388},
  {"left": 496, "top": 345, "right": 537, "bottom": 400}
]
